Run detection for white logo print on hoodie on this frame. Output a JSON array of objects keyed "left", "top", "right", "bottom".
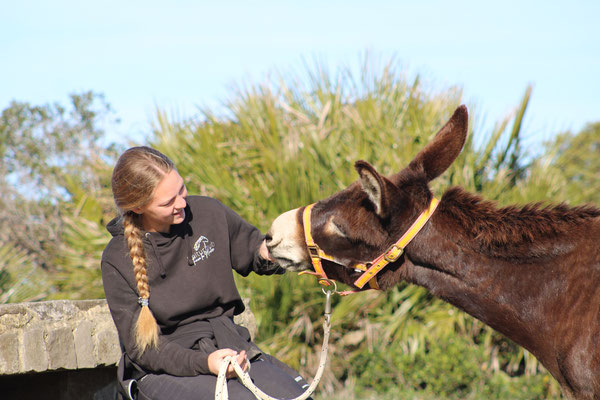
[{"left": 190, "top": 236, "right": 215, "bottom": 265}]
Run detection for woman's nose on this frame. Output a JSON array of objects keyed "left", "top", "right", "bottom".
[{"left": 175, "top": 196, "right": 187, "bottom": 210}]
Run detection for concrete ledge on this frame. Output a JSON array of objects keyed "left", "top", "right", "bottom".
[{"left": 0, "top": 299, "right": 257, "bottom": 376}]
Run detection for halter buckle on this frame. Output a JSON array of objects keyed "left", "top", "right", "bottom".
[
  {"left": 383, "top": 244, "right": 404, "bottom": 262},
  {"left": 307, "top": 245, "right": 320, "bottom": 259}
]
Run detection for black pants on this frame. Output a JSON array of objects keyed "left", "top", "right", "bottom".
[{"left": 136, "top": 356, "right": 312, "bottom": 400}]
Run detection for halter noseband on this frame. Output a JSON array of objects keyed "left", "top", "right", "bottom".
[{"left": 301, "top": 197, "right": 440, "bottom": 291}]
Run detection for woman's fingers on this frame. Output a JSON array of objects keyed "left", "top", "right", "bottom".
[
  {"left": 208, "top": 348, "right": 250, "bottom": 378},
  {"left": 236, "top": 350, "right": 248, "bottom": 372},
  {"left": 208, "top": 348, "right": 239, "bottom": 376},
  {"left": 224, "top": 350, "right": 248, "bottom": 378}
]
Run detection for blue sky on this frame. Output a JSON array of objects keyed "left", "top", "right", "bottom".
[{"left": 2, "top": 0, "right": 599, "bottom": 150}]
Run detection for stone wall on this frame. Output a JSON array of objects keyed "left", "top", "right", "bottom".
[
  {"left": 0, "top": 300, "right": 120, "bottom": 375},
  {"left": 0, "top": 299, "right": 256, "bottom": 400}
]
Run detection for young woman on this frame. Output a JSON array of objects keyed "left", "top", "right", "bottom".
[{"left": 101, "top": 146, "right": 310, "bottom": 400}]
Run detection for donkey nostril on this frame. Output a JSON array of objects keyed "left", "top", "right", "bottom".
[{"left": 265, "top": 231, "right": 273, "bottom": 243}]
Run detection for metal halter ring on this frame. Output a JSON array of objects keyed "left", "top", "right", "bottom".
[
  {"left": 321, "top": 281, "right": 336, "bottom": 316},
  {"left": 320, "top": 279, "right": 337, "bottom": 294}
]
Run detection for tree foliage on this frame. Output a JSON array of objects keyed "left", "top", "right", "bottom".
[
  {"left": 0, "top": 91, "right": 119, "bottom": 302},
  {"left": 538, "top": 122, "right": 599, "bottom": 204}
]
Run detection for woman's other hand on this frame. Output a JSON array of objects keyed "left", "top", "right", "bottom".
[{"left": 208, "top": 349, "right": 248, "bottom": 378}]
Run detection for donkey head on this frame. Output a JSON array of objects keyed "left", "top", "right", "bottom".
[{"left": 266, "top": 105, "right": 469, "bottom": 289}]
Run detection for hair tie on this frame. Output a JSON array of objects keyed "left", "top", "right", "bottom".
[{"left": 138, "top": 297, "right": 149, "bottom": 307}]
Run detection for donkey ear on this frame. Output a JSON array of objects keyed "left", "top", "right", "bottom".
[
  {"left": 406, "top": 105, "right": 468, "bottom": 182},
  {"left": 355, "top": 160, "right": 391, "bottom": 218}
]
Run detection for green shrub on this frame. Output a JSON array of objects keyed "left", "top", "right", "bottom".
[{"left": 396, "top": 336, "right": 484, "bottom": 398}]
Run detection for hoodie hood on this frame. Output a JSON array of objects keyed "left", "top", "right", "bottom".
[{"left": 106, "top": 216, "right": 125, "bottom": 237}]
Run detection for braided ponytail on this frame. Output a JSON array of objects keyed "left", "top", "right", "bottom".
[
  {"left": 111, "top": 146, "right": 175, "bottom": 353},
  {"left": 123, "top": 212, "right": 159, "bottom": 352}
]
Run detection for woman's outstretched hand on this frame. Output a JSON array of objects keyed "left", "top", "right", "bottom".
[
  {"left": 208, "top": 349, "right": 248, "bottom": 378},
  {"left": 259, "top": 239, "right": 274, "bottom": 261}
]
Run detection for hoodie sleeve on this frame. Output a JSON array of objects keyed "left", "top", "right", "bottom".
[
  {"left": 101, "top": 259, "right": 211, "bottom": 376},
  {"left": 222, "top": 202, "right": 283, "bottom": 276}
]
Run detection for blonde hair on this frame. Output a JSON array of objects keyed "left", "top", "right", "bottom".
[{"left": 111, "top": 146, "right": 175, "bottom": 353}]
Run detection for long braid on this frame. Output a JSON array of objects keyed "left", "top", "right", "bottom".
[
  {"left": 123, "top": 211, "right": 159, "bottom": 352},
  {"left": 111, "top": 146, "right": 175, "bottom": 354}
]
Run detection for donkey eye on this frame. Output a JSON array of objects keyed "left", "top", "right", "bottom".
[{"left": 325, "top": 217, "right": 347, "bottom": 238}]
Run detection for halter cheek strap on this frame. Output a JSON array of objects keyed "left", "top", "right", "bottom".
[{"left": 353, "top": 197, "right": 439, "bottom": 289}]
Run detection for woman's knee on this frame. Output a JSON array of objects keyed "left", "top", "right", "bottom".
[{"left": 248, "top": 358, "right": 311, "bottom": 399}]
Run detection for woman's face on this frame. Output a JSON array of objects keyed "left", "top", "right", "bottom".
[{"left": 136, "top": 169, "right": 188, "bottom": 233}]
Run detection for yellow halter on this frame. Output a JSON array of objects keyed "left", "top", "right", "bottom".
[{"left": 301, "top": 197, "right": 440, "bottom": 290}]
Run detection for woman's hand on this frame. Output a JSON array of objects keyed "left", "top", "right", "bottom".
[
  {"left": 208, "top": 349, "right": 248, "bottom": 378},
  {"left": 259, "top": 239, "right": 274, "bottom": 261},
  {"left": 256, "top": 239, "right": 285, "bottom": 274}
]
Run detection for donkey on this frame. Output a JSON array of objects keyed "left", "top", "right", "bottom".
[{"left": 266, "top": 105, "right": 600, "bottom": 400}]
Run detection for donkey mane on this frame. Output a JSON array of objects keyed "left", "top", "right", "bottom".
[{"left": 439, "top": 187, "right": 600, "bottom": 262}]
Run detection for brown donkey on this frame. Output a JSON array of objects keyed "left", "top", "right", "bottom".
[{"left": 266, "top": 105, "right": 600, "bottom": 400}]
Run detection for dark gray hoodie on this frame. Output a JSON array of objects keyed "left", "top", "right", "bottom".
[{"left": 101, "top": 195, "right": 281, "bottom": 378}]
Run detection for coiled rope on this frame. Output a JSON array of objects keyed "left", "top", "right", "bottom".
[{"left": 215, "top": 286, "right": 334, "bottom": 400}]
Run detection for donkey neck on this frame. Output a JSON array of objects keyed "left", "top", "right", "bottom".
[
  {"left": 404, "top": 226, "right": 557, "bottom": 352},
  {"left": 399, "top": 188, "right": 599, "bottom": 357}
]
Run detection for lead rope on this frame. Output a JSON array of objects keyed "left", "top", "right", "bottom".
[{"left": 215, "top": 284, "right": 334, "bottom": 400}]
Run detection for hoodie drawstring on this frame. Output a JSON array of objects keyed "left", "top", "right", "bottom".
[
  {"left": 145, "top": 232, "right": 167, "bottom": 278},
  {"left": 186, "top": 226, "right": 195, "bottom": 266}
]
